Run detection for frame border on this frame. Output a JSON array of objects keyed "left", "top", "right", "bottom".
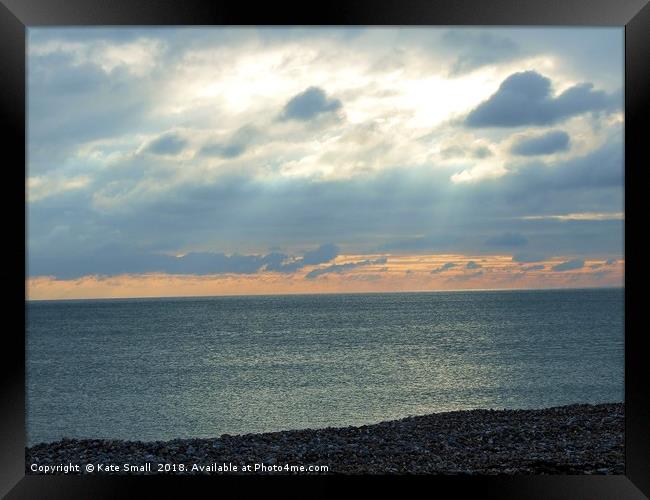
[{"left": 2, "top": 0, "right": 648, "bottom": 497}]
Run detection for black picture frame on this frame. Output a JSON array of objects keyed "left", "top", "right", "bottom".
[{"left": 2, "top": 0, "right": 648, "bottom": 497}]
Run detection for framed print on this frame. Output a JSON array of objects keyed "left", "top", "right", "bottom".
[{"left": 1, "top": 0, "right": 648, "bottom": 498}]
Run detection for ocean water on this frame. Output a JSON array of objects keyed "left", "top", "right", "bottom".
[{"left": 26, "top": 288, "right": 624, "bottom": 446}]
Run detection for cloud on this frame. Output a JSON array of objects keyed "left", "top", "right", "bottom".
[
  {"left": 552, "top": 259, "right": 585, "bottom": 271},
  {"left": 171, "top": 252, "right": 268, "bottom": 274},
  {"left": 304, "top": 256, "right": 387, "bottom": 279},
  {"left": 513, "top": 253, "right": 547, "bottom": 263},
  {"left": 466, "top": 261, "right": 482, "bottom": 269},
  {"left": 29, "top": 247, "right": 272, "bottom": 279},
  {"left": 199, "top": 125, "right": 260, "bottom": 159},
  {"left": 431, "top": 262, "right": 457, "bottom": 274},
  {"left": 348, "top": 273, "right": 383, "bottom": 282},
  {"left": 301, "top": 243, "right": 340, "bottom": 265},
  {"left": 519, "top": 212, "right": 623, "bottom": 221},
  {"left": 145, "top": 133, "right": 187, "bottom": 155},
  {"left": 28, "top": 53, "right": 156, "bottom": 173},
  {"left": 592, "top": 270, "right": 611, "bottom": 280},
  {"left": 27, "top": 140, "right": 624, "bottom": 278},
  {"left": 472, "top": 146, "right": 493, "bottom": 159},
  {"left": 590, "top": 258, "right": 618, "bottom": 269},
  {"left": 522, "top": 264, "right": 545, "bottom": 271},
  {"left": 200, "top": 143, "right": 246, "bottom": 159},
  {"left": 266, "top": 243, "right": 340, "bottom": 273},
  {"left": 486, "top": 232, "right": 528, "bottom": 247},
  {"left": 442, "top": 30, "right": 520, "bottom": 75},
  {"left": 447, "top": 270, "right": 484, "bottom": 281},
  {"left": 510, "top": 130, "right": 570, "bottom": 156},
  {"left": 465, "top": 71, "right": 620, "bottom": 127},
  {"left": 25, "top": 29, "right": 624, "bottom": 280},
  {"left": 29, "top": 244, "right": 340, "bottom": 280},
  {"left": 440, "top": 144, "right": 493, "bottom": 159},
  {"left": 279, "top": 86, "right": 342, "bottom": 121}
]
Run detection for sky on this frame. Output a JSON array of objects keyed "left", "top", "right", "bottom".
[{"left": 26, "top": 27, "right": 624, "bottom": 300}]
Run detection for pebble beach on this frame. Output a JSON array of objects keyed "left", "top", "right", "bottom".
[{"left": 26, "top": 402, "right": 624, "bottom": 475}]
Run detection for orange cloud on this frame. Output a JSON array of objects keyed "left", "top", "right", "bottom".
[{"left": 26, "top": 254, "right": 624, "bottom": 301}]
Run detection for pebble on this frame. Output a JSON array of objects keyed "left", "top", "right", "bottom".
[{"left": 25, "top": 403, "right": 624, "bottom": 475}]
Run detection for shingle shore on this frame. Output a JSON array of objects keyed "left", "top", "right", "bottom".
[{"left": 26, "top": 403, "right": 623, "bottom": 475}]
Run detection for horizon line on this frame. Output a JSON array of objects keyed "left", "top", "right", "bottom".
[{"left": 25, "top": 284, "right": 625, "bottom": 302}]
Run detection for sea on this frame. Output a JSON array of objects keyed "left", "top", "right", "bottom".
[{"left": 26, "top": 288, "right": 624, "bottom": 446}]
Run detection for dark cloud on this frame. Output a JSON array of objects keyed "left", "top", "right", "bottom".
[
  {"left": 28, "top": 141, "right": 623, "bottom": 278},
  {"left": 552, "top": 259, "right": 585, "bottom": 271},
  {"left": 265, "top": 244, "right": 340, "bottom": 273},
  {"left": 301, "top": 243, "right": 340, "bottom": 265},
  {"left": 29, "top": 248, "right": 272, "bottom": 279},
  {"left": 486, "top": 232, "right": 528, "bottom": 247},
  {"left": 442, "top": 30, "right": 520, "bottom": 75},
  {"left": 199, "top": 125, "right": 259, "bottom": 159},
  {"left": 145, "top": 133, "right": 187, "bottom": 155},
  {"left": 172, "top": 252, "right": 267, "bottom": 274},
  {"left": 465, "top": 71, "right": 620, "bottom": 127},
  {"left": 511, "top": 130, "right": 570, "bottom": 156},
  {"left": 522, "top": 264, "right": 545, "bottom": 271},
  {"left": 606, "top": 258, "right": 617, "bottom": 265},
  {"left": 279, "top": 87, "right": 342, "bottom": 121},
  {"left": 466, "top": 261, "right": 482, "bottom": 269},
  {"left": 503, "top": 138, "right": 623, "bottom": 193},
  {"left": 305, "top": 257, "right": 387, "bottom": 280},
  {"left": 431, "top": 262, "right": 457, "bottom": 274},
  {"left": 26, "top": 28, "right": 625, "bottom": 286},
  {"left": 172, "top": 252, "right": 254, "bottom": 275},
  {"left": 513, "top": 253, "right": 547, "bottom": 263},
  {"left": 28, "top": 53, "right": 156, "bottom": 174},
  {"left": 29, "top": 244, "right": 340, "bottom": 280}
]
